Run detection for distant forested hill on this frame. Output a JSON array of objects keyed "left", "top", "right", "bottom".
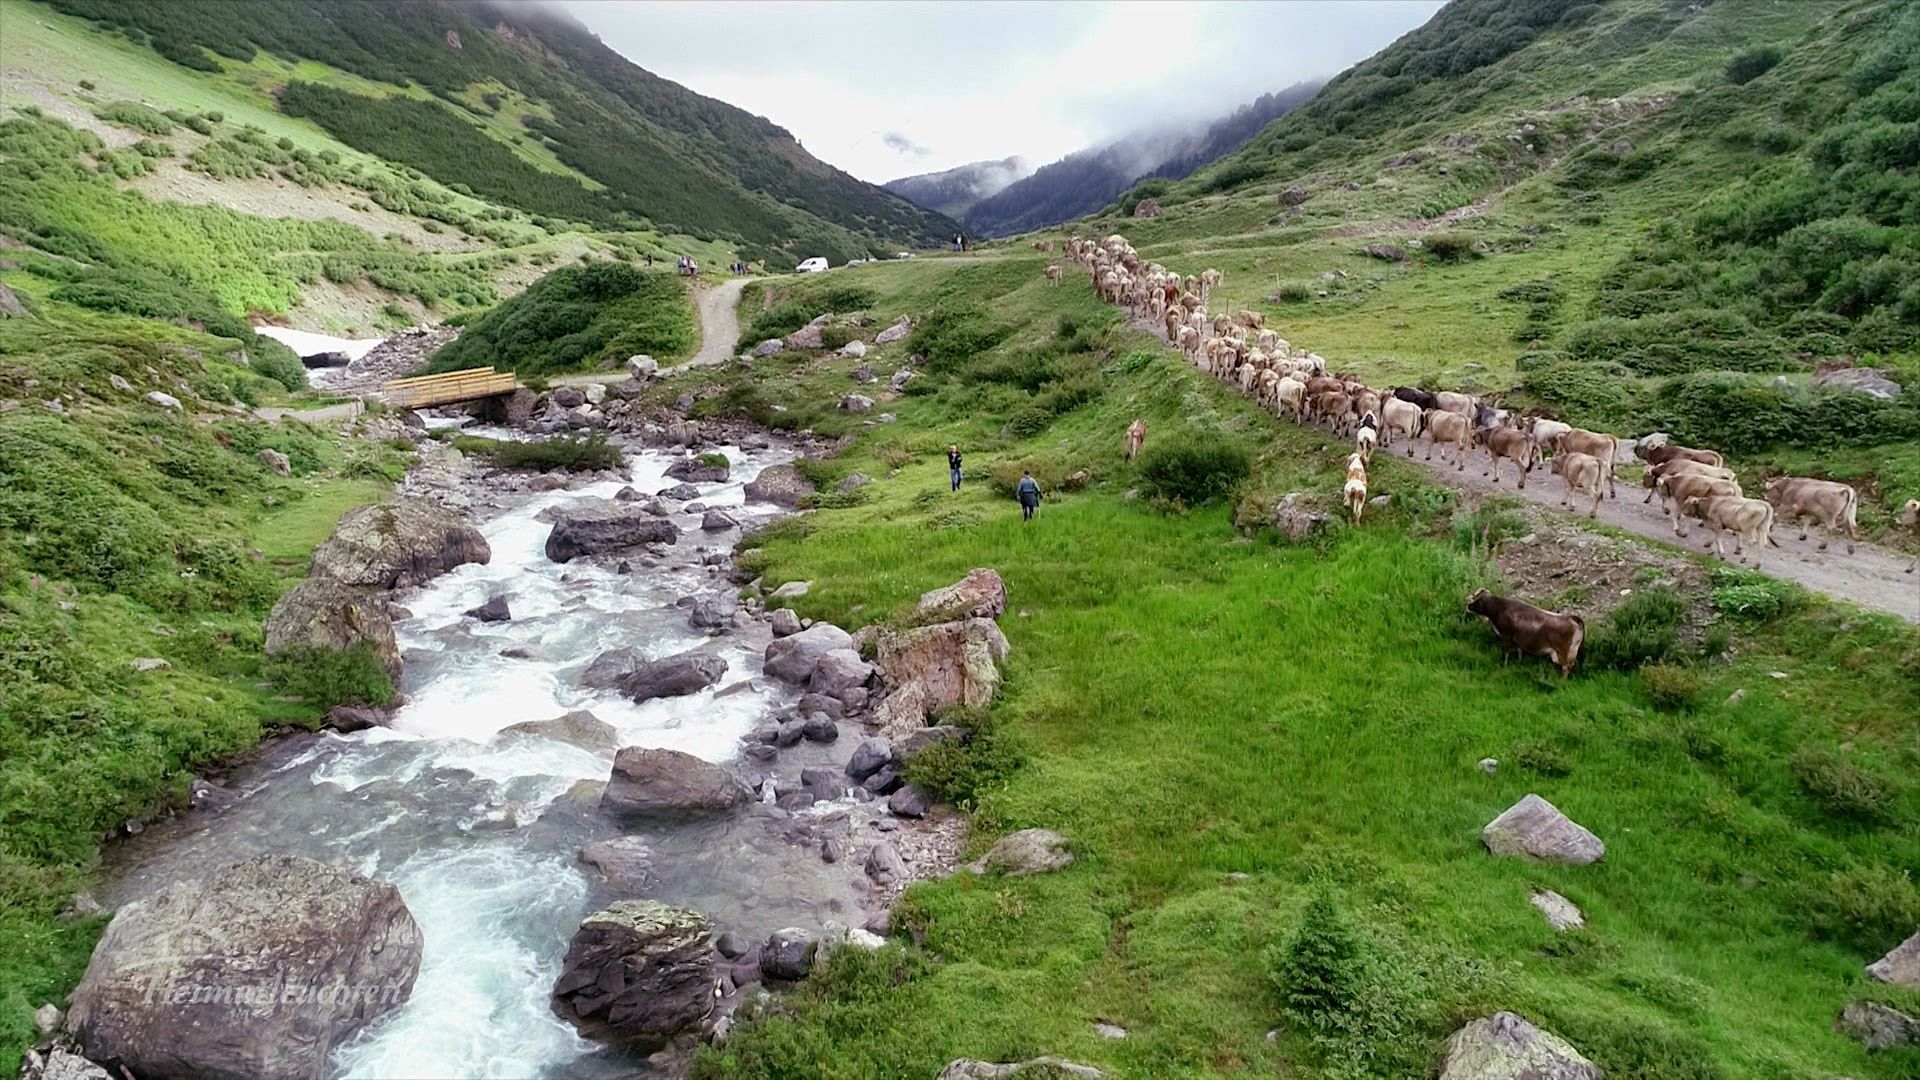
[
  {"left": 958, "top": 81, "right": 1321, "bottom": 237},
  {"left": 45, "top": 0, "right": 956, "bottom": 262}
]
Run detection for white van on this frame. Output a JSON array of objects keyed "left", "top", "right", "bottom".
[{"left": 795, "top": 257, "right": 829, "bottom": 274}]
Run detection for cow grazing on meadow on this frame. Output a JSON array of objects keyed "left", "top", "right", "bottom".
[
  {"left": 1125, "top": 418, "right": 1148, "bottom": 462},
  {"left": 1043, "top": 263, "right": 1063, "bottom": 286},
  {"left": 1680, "top": 495, "right": 1779, "bottom": 564},
  {"left": 1465, "top": 589, "right": 1585, "bottom": 677},
  {"left": 1764, "top": 476, "right": 1860, "bottom": 554}
]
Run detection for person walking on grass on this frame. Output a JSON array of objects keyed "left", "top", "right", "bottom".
[
  {"left": 1016, "top": 470, "right": 1041, "bottom": 522},
  {"left": 947, "top": 445, "right": 964, "bottom": 492}
]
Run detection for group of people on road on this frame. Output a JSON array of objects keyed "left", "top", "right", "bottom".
[{"left": 946, "top": 444, "right": 1042, "bottom": 522}]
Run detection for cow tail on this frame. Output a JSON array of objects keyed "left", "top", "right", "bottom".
[
  {"left": 1568, "top": 614, "right": 1586, "bottom": 671},
  {"left": 1765, "top": 504, "right": 1781, "bottom": 547},
  {"left": 1844, "top": 485, "right": 1859, "bottom": 531}
]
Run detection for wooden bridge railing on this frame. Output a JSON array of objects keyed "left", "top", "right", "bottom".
[{"left": 382, "top": 367, "right": 520, "bottom": 409}]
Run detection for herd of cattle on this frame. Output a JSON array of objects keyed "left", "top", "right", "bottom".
[{"left": 1047, "top": 231, "right": 1920, "bottom": 675}]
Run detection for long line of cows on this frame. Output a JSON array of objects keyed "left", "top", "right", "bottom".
[{"left": 1050, "top": 233, "right": 1918, "bottom": 574}]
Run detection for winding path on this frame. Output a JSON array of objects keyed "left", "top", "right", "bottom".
[{"left": 688, "top": 277, "right": 753, "bottom": 368}]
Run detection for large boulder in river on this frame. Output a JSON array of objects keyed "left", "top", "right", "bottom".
[
  {"left": 545, "top": 501, "right": 680, "bottom": 562},
  {"left": 580, "top": 647, "right": 644, "bottom": 691},
  {"left": 763, "top": 622, "right": 854, "bottom": 683},
  {"left": 309, "top": 500, "right": 491, "bottom": 589},
  {"left": 869, "top": 618, "right": 1009, "bottom": 738},
  {"left": 551, "top": 900, "right": 714, "bottom": 1048},
  {"left": 665, "top": 457, "right": 729, "bottom": 483},
  {"left": 1481, "top": 794, "right": 1605, "bottom": 865},
  {"left": 1438, "top": 1013, "right": 1599, "bottom": 1080},
  {"left": 619, "top": 650, "right": 727, "bottom": 703},
  {"left": 916, "top": 568, "right": 1007, "bottom": 622},
  {"left": 743, "top": 463, "right": 815, "bottom": 507},
  {"left": 601, "top": 746, "right": 751, "bottom": 818},
  {"left": 500, "top": 710, "right": 620, "bottom": 753},
  {"left": 263, "top": 577, "right": 401, "bottom": 678},
  {"left": 67, "top": 855, "right": 422, "bottom": 1080}
]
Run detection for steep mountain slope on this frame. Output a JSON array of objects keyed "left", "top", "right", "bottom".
[
  {"left": 39, "top": 0, "right": 956, "bottom": 262},
  {"left": 884, "top": 156, "right": 1029, "bottom": 221},
  {"left": 1064, "top": 0, "right": 1920, "bottom": 505},
  {"left": 961, "top": 81, "right": 1321, "bottom": 237}
]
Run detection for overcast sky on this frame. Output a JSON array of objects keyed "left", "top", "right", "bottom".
[{"left": 559, "top": 1, "right": 1446, "bottom": 183}]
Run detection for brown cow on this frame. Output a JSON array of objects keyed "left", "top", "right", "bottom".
[
  {"left": 1550, "top": 450, "right": 1606, "bottom": 518},
  {"left": 1636, "top": 442, "right": 1724, "bottom": 469},
  {"left": 1658, "top": 472, "right": 1743, "bottom": 521},
  {"left": 1310, "top": 391, "right": 1352, "bottom": 433},
  {"left": 1557, "top": 429, "right": 1621, "bottom": 498},
  {"left": 1680, "top": 495, "right": 1778, "bottom": 563},
  {"left": 1641, "top": 458, "right": 1737, "bottom": 502},
  {"left": 1900, "top": 498, "right": 1919, "bottom": 573},
  {"left": 1466, "top": 589, "right": 1586, "bottom": 677},
  {"left": 1424, "top": 408, "right": 1474, "bottom": 470},
  {"left": 1764, "top": 476, "right": 1859, "bottom": 553},
  {"left": 1125, "top": 418, "right": 1147, "bottom": 462},
  {"left": 1480, "top": 425, "right": 1537, "bottom": 488}
]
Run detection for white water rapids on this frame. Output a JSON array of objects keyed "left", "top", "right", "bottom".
[{"left": 99, "top": 443, "right": 871, "bottom": 1078}]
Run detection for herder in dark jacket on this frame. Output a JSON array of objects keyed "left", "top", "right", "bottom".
[
  {"left": 1015, "top": 471, "right": 1041, "bottom": 522},
  {"left": 947, "top": 446, "right": 963, "bottom": 492}
]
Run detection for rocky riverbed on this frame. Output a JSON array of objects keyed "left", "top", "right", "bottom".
[{"left": 49, "top": 407, "right": 978, "bottom": 1079}]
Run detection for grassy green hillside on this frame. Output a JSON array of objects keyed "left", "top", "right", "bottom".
[
  {"left": 37, "top": 0, "right": 956, "bottom": 264},
  {"left": 666, "top": 253, "right": 1920, "bottom": 1077},
  {"left": 0, "top": 297, "right": 412, "bottom": 1069},
  {"left": 1064, "top": 0, "right": 1920, "bottom": 519}
]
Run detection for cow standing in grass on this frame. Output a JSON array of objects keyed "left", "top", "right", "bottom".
[
  {"left": 1125, "top": 419, "right": 1147, "bottom": 462},
  {"left": 1466, "top": 589, "right": 1585, "bottom": 677}
]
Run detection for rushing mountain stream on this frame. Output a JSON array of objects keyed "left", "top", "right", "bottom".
[{"left": 95, "top": 443, "right": 873, "bottom": 1078}]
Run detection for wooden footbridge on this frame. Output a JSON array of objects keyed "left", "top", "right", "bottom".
[{"left": 381, "top": 367, "right": 520, "bottom": 410}]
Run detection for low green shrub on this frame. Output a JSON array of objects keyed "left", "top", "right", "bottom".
[
  {"left": 906, "top": 302, "right": 1014, "bottom": 373},
  {"left": 1790, "top": 746, "right": 1905, "bottom": 826},
  {"left": 1137, "top": 439, "right": 1250, "bottom": 506},
  {"left": 247, "top": 337, "right": 308, "bottom": 393},
  {"left": 901, "top": 705, "right": 1026, "bottom": 811},
  {"left": 489, "top": 431, "right": 623, "bottom": 473},
  {"left": 263, "top": 644, "right": 396, "bottom": 710},
  {"left": 1795, "top": 863, "right": 1920, "bottom": 952},
  {"left": 1422, "top": 232, "right": 1479, "bottom": 263},
  {"left": 1583, "top": 587, "right": 1687, "bottom": 671},
  {"left": 1725, "top": 44, "right": 1785, "bottom": 85},
  {"left": 1709, "top": 567, "right": 1802, "bottom": 621},
  {"left": 1640, "top": 661, "right": 1707, "bottom": 711}
]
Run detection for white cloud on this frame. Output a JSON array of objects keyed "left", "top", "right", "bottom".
[{"left": 561, "top": 0, "right": 1444, "bottom": 182}]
